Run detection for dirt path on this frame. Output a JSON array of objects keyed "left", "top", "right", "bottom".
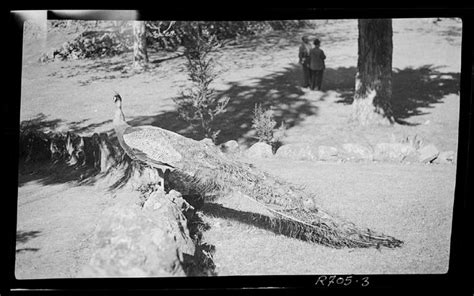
[
  {"left": 202, "top": 160, "right": 456, "bottom": 275},
  {"left": 16, "top": 180, "right": 113, "bottom": 279}
]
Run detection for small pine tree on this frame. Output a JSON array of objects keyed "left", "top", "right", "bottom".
[{"left": 173, "top": 29, "right": 229, "bottom": 143}]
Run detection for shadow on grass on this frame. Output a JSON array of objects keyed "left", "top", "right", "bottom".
[
  {"left": 223, "top": 29, "right": 305, "bottom": 53},
  {"left": 201, "top": 202, "right": 314, "bottom": 244},
  {"left": 129, "top": 63, "right": 319, "bottom": 146},
  {"left": 181, "top": 206, "right": 217, "bottom": 276},
  {"left": 18, "top": 160, "right": 101, "bottom": 187},
  {"left": 67, "top": 119, "right": 113, "bottom": 134},
  {"left": 323, "top": 66, "right": 358, "bottom": 102},
  {"left": 20, "top": 113, "right": 112, "bottom": 135},
  {"left": 51, "top": 50, "right": 186, "bottom": 86},
  {"left": 20, "top": 113, "right": 63, "bottom": 132},
  {"left": 17, "top": 230, "right": 42, "bottom": 244},
  {"left": 16, "top": 248, "right": 40, "bottom": 254},
  {"left": 331, "top": 65, "right": 460, "bottom": 125},
  {"left": 391, "top": 65, "right": 460, "bottom": 125}
]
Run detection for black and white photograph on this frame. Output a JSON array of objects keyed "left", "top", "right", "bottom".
[{"left": 14, "top": 11, "right": 464, "bottom": 280}]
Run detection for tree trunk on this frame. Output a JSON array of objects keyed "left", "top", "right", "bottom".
[
  {"left": 132, "top": 21, "right": 148, "bottom": 70},
  {"left": 353, "top": 19, "right": 393, "bottom": 125}
]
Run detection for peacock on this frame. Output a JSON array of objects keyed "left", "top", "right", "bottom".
[{"left": 112, "top": 93, "right": 403, "bottom": 249}]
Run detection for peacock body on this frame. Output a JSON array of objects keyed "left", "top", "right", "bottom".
[{"left": 113, "top": 94, "right": 403, "bottom": 249}]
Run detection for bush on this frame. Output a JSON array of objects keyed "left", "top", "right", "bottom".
[
  {"left": 252, "top": 104, "right": 286, "bottom": 152},
  {"left": 145, "top": 21, "right": 284, "bottom": 51},
  {"left": 173, "top": 30, "right": 229, "bottom": 143},
  {"left": 48, "top": 29, "right": 133, "bottom": 61},
  {"left": 44, "top": 20, "right": 313, "bottom": 61}
]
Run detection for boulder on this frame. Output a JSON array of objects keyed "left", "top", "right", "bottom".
[
  {"left": 80, "top": 190, "right": 194, "bottom": 277},
  {"left": 400, "top": 134, "right": 424, "bottom": 150},
  {"left": 374, "top": 143, "right": 417, "bottom": 161},
  {"left": 143, "top": 190, "right": 165, "bottom": 210},
  {"left": 219, "top": 140, "right": 239, "bottom": 154},
  {"left": 341, "top": 143, "right": 373, "bottom": 160},
  {"left": 274, "top": 143, "right": 318, "bottom": 161},
  {"left": 318, "top": 146, "right": 339, "bottom": 161},
  {"left": 245, "top": 142, "right": 273, "bottom": 159},
  {"left": 418, "top": 144, "right": 440, "bottom": 163}
]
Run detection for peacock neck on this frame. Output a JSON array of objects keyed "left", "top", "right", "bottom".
[
  {"left": 113, "top": 106, "right": 129, "bottom": 133},
  {"left": 113, "top": 106, "right": 128, "bottom": 129}
]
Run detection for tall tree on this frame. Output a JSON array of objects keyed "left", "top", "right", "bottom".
[
  {"left": 132, "top": 21, "right": 148, "bottom": 70},
  {"left": 352, "top": 19, "right": 393, "bottom": 125}
]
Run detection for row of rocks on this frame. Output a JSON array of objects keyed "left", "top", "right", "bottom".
[{"left": 220, "top": 140, "right": 455, "bottom": 164}]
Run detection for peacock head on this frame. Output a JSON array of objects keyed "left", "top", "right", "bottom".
[{"left": 113, "top": 92, "right": 122, "bottom": 107}]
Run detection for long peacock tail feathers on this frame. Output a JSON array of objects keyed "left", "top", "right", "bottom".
[{"left": 169, "top": 149, "right": 403, "bottom": 249}]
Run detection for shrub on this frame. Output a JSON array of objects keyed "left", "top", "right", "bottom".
[
  {"left": 44, "top": 20, "right": 313, "bottom": 61},
  {"left": 49, "top": 29, "right": 133, "bottom": 61},
  {"left": 252, "top": 104, "right": 286, "bottom": 152},
  {"left": 173, "top": 30, "right": 229, "bottom": 143}
]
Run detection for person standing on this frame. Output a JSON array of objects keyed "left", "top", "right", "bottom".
[
  {"left": 298, "top": 36, "right": 312, "bottom": 88},
  {"left": 309, "top": 39, "right": 326, "bottom": 91}
]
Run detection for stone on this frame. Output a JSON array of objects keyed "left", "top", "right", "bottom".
[
  {"left": 245, "top": 142, "right": 273, "bottom": 159},
  {"left": 400, "top": 134, "right": 424, "bottom": 150},
  {"left": 219, "top": 140, "right": 239, "bottom": 154},
  {"left": 374, "top": 143, "right": 417, "bottom": 161},
  {"left": 409, "top": 135, "right": 424, "bottom": 150},
  {"left": 79, "top": 190, "right": 194, "bottom": 277},
  {"left": 318, "top": 146, "right": 339, "bottom": 161},
  {"left": 418, "top": 144, "right": 440, "bottom": 163},
  {"left": 440, "top": 74, "right": 454, "bottom": 80},
  {"left": 434, "top": 150, "right": 455, "bottom": 164},
  {"left": 200, "top": 138, "right": 215, "bottom": 147},
  {"left": 38, "top": 53, "right": 50, "bottom": 63},
  {"left": 274, "top": 143, "right": 318, "bottom": 161},
  {"left": 167, "top": 189, "right": 195, "bottom": 212},
  {"left": 341, "top": 143, "right": 373, "bottom": 160},
  {"left": 143, "top": 190, "right": 165, "bottom": 210}
]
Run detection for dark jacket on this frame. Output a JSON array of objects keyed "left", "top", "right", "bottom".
[{"left": 309, "top": 47, "right": 326, "bottom": 70}]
